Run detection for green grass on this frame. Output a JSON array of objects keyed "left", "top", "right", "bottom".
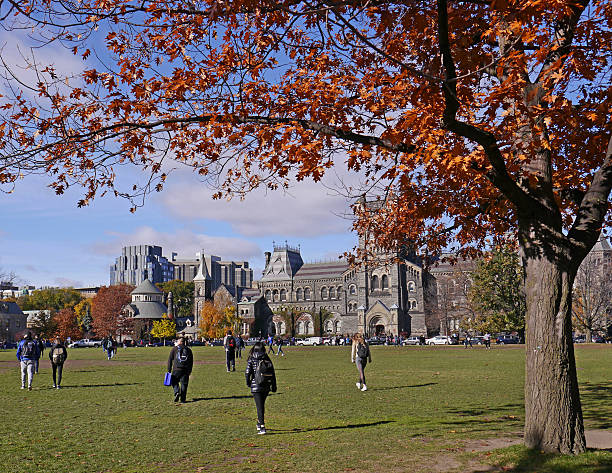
[{"left": 1, "top": 344, "right": 612, "bottom": 472}]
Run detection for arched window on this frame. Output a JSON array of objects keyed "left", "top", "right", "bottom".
[
  {"left": 321, "top": 287, "right": 328, "bottom": 299},
  {"left": 304, "top": 287, "right": 311, "bottom": 300},
  {"left": 273, "top": 289, "right": 279, "bottom": 302},
  {"left": 410, "top": 299, "right": 418, "bottom": 310},
  {"left": 381, "top": 274, "right": 389, "bottom": 290},
  {"left": 304, "top": 321, "right": 310, "bottom": 333},
  {"left": 296, "top": 288, "right": 303, "bottom": 301},
  {"left": 329, "top": 287, "right": 336, "bottom": 299},
  {"left": 297, "top": 321, "right": 304, "bottom": 334},
  {"left": 371, "top": 275, "right": 379, "bottom": 291},
  {"left": 408, "top": 281, "right": 416, "bottom": 292},
  {"left": 334, "top": 320, "right": 341, "bottom": 333},
  {"left": 280, "top": 289, "right": 287, "bottom": 301},
  {"left": 265, "top": 290, "right": 271, "bottom": 301},
  {"left": 325, "top": 320, "right": 333, "bottom": 333},
  {"left": 349, "top": 284, "right": 356, "bottom": 295}
]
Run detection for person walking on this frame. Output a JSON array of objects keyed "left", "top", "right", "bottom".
[
  {"left": 245, "top": 342, "right": 277, "bottom": 435},
  {"left": 167, "top": 337, "right": 193, "bottom": 403},
  {"left": 235, "top": 335, "right": 244, "bottom": 360},
  {"left": 224, "top": 330, "right": 236, "bottom": 372},
  {"left": 351, "top": 333, "right": 371, "bottom": 391},
  {"left": 49, "top": 337, "right": 68, "bottom": 389},
  {"left": 464, "top": 334, "right": 473, "bottom": 348},
  {"left": 276, "top": 337, "right": 285, "bottom": 356},
  {"left": 34, "top": 334, "right": 44, "bottom": 374},
  {"left": 16, "top": 332, "right": 39, "bottom": 391},
  {"left": 267, "top": 335, "right": 275, "bottom": 355},
  {"left": 484, "top": 333, "right": 491, "bottom": 349},
  {"left": 105, "top": 337, "right": 114, "bottom": 359}
]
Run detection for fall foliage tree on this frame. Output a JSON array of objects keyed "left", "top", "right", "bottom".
[
  {"left": 30, "top": 310, "right": 56, "bottom": 339},
  {"left": 150, "top": 315, "right": 177, "bottom": 341},
  {"left": 467, "top": 246, "right": 526, "bottom": 336},
  {"left": 91, "top": 285, "right": 133, "bottom": 338},
  {"left": 17, "top": 288, "right": 83, "bottom": 313},
  {"left": 198, "top": 301, "right": 226, "bottom": 339},
  {"left": 74, "top": 299, "right": 93, "bottom": 334},
  {"left": 54, "top": 308, "right": 83, "bottom": 341},
  {"left": 0, "top": 0, "right": 610, "bottom": 454}
]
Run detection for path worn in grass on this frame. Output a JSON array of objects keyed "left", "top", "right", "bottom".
[{"left": 1, "top": 344, "right": 611, "bottom": 472}]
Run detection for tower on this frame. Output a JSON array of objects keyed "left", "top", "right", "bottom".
[{"left": 193, "top": 253, "right": 212, "bottom": 328}]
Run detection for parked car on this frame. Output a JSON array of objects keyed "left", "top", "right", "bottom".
[
  {"left": 366, "top": 336, "right": 385, "bottom": 345},
  {"left": 189, "top": 340, "right": 206, "bottom": 346},
  {"left": 245, "top": 338, "right": 259, "bottom": 346},
  {"left": 402, "top": 336, "right": 423, "bottom": 346},
  {"left": 1, "top": 341, "right": 18, "bottom": 349},
  {"left": 496, "top": 334, "right": 520, "bottom": 344},
  {"left": 296, "top": 337, "right": 323, "bottom": 346},
  {"left": 425, "top": 335, "right": 452, "bottom": 346},
  {"left": 68, "top": 338, "right": 103, "bottom": 348},
  {"left": 592, "top": 334, "right": 605, "bottom": 343},
  {"left": 471, "top": 336, "right": 485, "bottom": 345}
]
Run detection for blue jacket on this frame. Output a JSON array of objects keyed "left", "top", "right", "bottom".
[{"left": 17, "top": 339, "right": 40, "bottom": 361}]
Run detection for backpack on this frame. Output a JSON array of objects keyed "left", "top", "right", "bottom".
[
  {"left": 357, "top": 342, "right": 368, "bottom": 359},
  {"left": 228, "top": 337, "right": 236, "bottom": 349},
  {"left": 254, "top": 358, "right": 274, "bottom": 387},
  {"left": 21, "top": 340, "right": 36, "bottom": 358},
  {"left": 175, "top": 347, "right": 190, "bottom": 369},
  {"left": 106, "top": 339, "right": 113, "bottom": 350},
  {"left": 52, "top": 347, "right": 65, "bottom": 365}
]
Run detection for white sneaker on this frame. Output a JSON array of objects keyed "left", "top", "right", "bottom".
[
  {"left": 356, "top": 382, "right": 361, "bottom": 390},
  {"left": 258, "top": 428, "right": 266, "bottom": 435},
  {"left": 361, "top": 384, "right": 367, "bottom": 391}
]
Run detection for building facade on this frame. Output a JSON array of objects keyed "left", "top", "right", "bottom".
[
  {"left": 110, "top": 245, "right": 174, "bottom": 286},
  {"left": 172, "top": 252, "right": 253, "bottom": 290},
  {"left": 237, "top": 242, "right": 432, "bottom": 338},
  {"left": 0, "top": 301, "right": 28, "bottom": 342}
]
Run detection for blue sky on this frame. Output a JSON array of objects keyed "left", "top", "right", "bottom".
[{"left": 0, "top": 167, "right": 359, "bottom": 288}]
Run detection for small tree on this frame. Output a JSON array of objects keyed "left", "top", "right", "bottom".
[
  {"left": 74, "top": 299, "right": 93, "bottom": 334},
  {"left": 54, "top": 308, "right": 83, "bottom": 341},
  {"left": 150, "top": 315, "right": 177, "bottom": 343},
  {"left": 157, "top": 280, "right": 195, "bottom": 318},
  {"left": 467, "top": 247, "right": 526, "bottom": 337},
  {"left": 198, "top": 301, "right": 226, "bottom": 339}
]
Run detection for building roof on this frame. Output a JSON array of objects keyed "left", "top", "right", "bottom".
[
  {"left": 131, "top": 279, "right": 163, "bottom": 295},
  {"left": 592, "top": 234, "right": 611, "bottom": 252},
  {"left": 127, "top": 301, "right": 167, "bottom": 319},
  {"left": 261, "top": 244, "right": 304, "bottom": 281},
  {"left": 294, "top": 261, "right": 349, "bottom": 280},
  {"left": 0, "top": 301, "right": 24, "bottom": 315}
]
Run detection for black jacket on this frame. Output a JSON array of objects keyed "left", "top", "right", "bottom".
[
  {"left": 245, "top": 351, "right": 277, "bottom": 393},
  {"left": 48, "top": 343, "right": 68, "bottom": 364},
  {"left": 167, "top": 345, "right": 193, "bottom": 374}
]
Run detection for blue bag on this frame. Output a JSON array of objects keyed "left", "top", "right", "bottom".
[{"left": 164, "top": 372, "right": 172, "bottom": 386}]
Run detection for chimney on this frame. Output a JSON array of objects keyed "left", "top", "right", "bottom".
[{"left": 265, "top": 252, "right": 271, "bottom": 267}]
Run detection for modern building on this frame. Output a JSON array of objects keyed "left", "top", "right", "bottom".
[
  {"left": 110, "top": 245, "right": 175, "bottom": 286},
  {"left": 0, "top": 301, "right": 27, "bottom": 342}
]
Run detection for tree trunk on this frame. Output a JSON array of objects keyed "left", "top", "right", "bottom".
[{"left": 521, "top": 233, "right": 586, "bottom": 454}]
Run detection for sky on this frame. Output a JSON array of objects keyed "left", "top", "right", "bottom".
[{"left": 0, "top": 166, "right": 361, "bottom": 288}]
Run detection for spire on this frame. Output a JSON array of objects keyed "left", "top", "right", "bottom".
[{"left": 193, "top": 253, "right": 211, "bottom": 281}]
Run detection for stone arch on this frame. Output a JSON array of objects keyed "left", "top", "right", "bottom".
[
  {"left": 321, "top": 286, "right": 328, "bottom": 299},
  {"left": 304, "top": 287, "right": 312, "bottom": 300},
  {"left": 296, "top": 287, "right": 303, "bottom": 301},
  {"left": 381, "top": 274, "right": 389, "bottom": 290},
  {"left": 367, "top": 311, "right": 392, "bottom": 337},
  {"left": 296, "top": 312, "right": 313, "bottom": 335},
  {"left": 280, "top": 288, "right": 287, "bottom": 301}
]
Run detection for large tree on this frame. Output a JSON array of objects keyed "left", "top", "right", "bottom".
[
  {"left": 467, "top": 246, "right": 526, "bottom": 336},
  {"left": 91, "top": 285, "right": 133, "bottom": 337},
  {"left": 0, "top": 0, "right": 610, "bottom": 454},
  {"left": 54, "top": 308, "right": 83, "bottom": 341},
  {"left": 157, "top": 280, "right": 195, "bottom": 319}
]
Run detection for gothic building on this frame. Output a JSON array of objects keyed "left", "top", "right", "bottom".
[{"left": 236, "top": 242, "right": 431, "bottom": 338}]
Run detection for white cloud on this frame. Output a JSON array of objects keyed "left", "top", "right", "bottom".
[
  {"left": 54, "top": 277, "right": 84, "bottom": 288},
  {"left": 160, "top": 170, "right": 359, "bottom": 238},
  {"left": 91, "top": 226, "right": 262, "bottom": 262}
]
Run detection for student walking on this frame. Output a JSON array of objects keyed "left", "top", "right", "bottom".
[
  {"left": 245, "top": 342, "right": 277, "bottom": 435},
  {"left": 464, "top": 335, "right": 473, "bottom": 348},
  {"left": 16, "top": 332, "right": 39, "bottom": 391},
  {"left": 224, "top": 330, "right": 236, "bottom": 372},
  {"left": 351, "top": 333, "right": 371, "bottom": 391},
  {"left": 236, "top": 335, "right": 244, "bottom": 360},
  {"left": 34, "top": 334, "right": 44, "bottom": 374},
  {"left": 49, "top": 337, "right": 68, "bottom": 389},
  {"left": 167, "top": 337, "right": 193, "bottom": 403},
  {"left": 267, "top": 335, "right": 275, "bottom": 355},
  {"left": 484, "top": 333, "right": 491, "bottom": 349},
  {"left": 276, "top": 338, "right": 285, "bottom": 356}
]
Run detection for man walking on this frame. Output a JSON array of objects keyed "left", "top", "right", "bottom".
[
  {"left": 34, "top": 334, "right": 44, "bottom": 374},
  {"left": 49, "top": 337, "right": 68, "bottom": 389},
  {"left": 267, "top": 334, "right": 275, "bottom": 355},
  {"left": 16, "top": 332, "right": 39, "bottom": 391},
  {"left": 167, "top": 337, "right": 193, "bottom": 403},
  {"left": 235, "top": 335, "right": 244, "bottom": 360},
  {"left": 484, "top": 333, "right": 491, "bottom": 349},
  {"left": 276, "top": 337, "right": 285, "bottom": 356},
  {"left": 224, "top": 330, "right": 236, "bottom": 372}
]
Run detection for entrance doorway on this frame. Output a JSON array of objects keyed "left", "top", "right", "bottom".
[{"left": 375, "top": 325, "right": 385, "bottom": 336}]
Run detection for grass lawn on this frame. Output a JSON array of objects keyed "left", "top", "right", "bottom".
[{"left": 1, "top": 344, "right": 612, "bottom": 472}]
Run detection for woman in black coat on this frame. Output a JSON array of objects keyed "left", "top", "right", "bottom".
[
  {"left": 48, "top": 337, "right": 68, "bottom": 389},
  {"left": 245, "top": 342, "right": 277, "bottom": 435}
]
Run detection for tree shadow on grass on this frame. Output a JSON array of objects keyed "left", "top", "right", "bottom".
[
  {"left": 370, "top": 382, "right": 437, "bottom": 391},
  {"left": 484, "top": 446, "right": 612, "bottom": 473},
  {"left": 266, "top": 420, "right": 395, "bottom": 435},
  {"left": 59, "top": 382, "right": 144, "bottom": 388},
  {"left": 580, "top": 381, "right": 612, "bottom": 430}
]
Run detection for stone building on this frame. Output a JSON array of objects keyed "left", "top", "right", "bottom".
[
  {"left": 236, "top": 242, "right": 431, "bottom": 337},
  {"left": 0, "top": 301, "right": 27, "bottom": 342},
  {"left": 123, "top": 279, "right": 168, "bottom": 338}
]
